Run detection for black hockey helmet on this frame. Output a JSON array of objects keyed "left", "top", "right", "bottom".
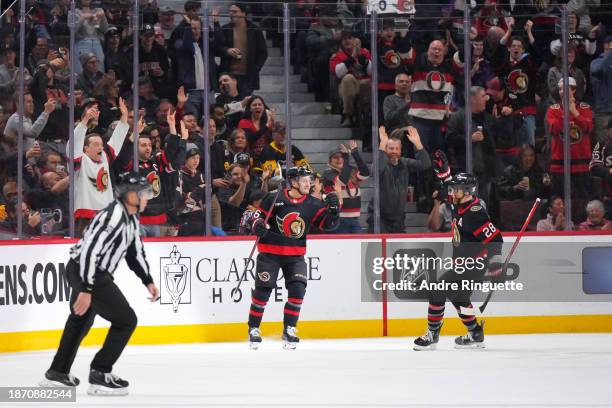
[
  {"left": 115, "top": 170, "right": 153, "bottom": 200},
  {"left": 448, "top": 172, "right": 478, "bottom": 195},
  {"left": 286, "top": 166, "right": 312, "bottom": 181}
]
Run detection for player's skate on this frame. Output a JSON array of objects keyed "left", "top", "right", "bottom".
[
  {"left": 455, "top": 321, "right": 485, "bottom": 349},
  {"left": 248, "top": 327, "right": 262, "bottom": 350},
  {"left": 87, "top": 369, "right": 129, "bottom": 396},
  {"left": 282, "top": 326, "right": 299, "bottom": 350},
  {"left": 39, "top": 369, "right": 80, "bottom": 387},
  {"left": 413, "top": 327, "right": 440, "bottom": 351}
]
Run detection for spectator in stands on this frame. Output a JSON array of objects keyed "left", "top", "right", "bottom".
[
  {"left": 590, "top": 35, "right": 612, "bottom": 145},
  {"left": 116, "top": 109, "right": 187, "bottom": 237},
  {"left": 74, "top": 0, "right": 108, "bottom": 75},
  {"left": 177, "top": 146, "right": 206, "bottom": 236},
  {"left": 258, "top": 121, "right": 310, "bottom": 177},
  {"left": 38, "top": 150, "right": 66, "bottom": 176},
  {"left": 492, "top": 18, "right": 540, "bottom": 146},
  {"left": 454, "top": 35, "right": 494, "bottom": 107},
  {"left": 377, "top": 19, "right": 411, "bottom": 115},
  {"left": 427, "top": 188, "right": 452, "bottom": 233},
  {"left": 168, "top": 0, "right": 202, "bottom": 82},
  {"left": 238, "top": 95, "right": 274, "bottom": 160},
  {"left": 404, "top": 39, "right": 459, "bottom": 153},
  {"left": 134, "top": 76, "right": 160, "bottom": 125},
  {"left": 497, "top": 144, "right": 552, "bottom": 201},
  {"left": 549, "top": 13, "right": 597, "bottom": 71},
  {"left": 175, "top": 14, "right": 220, "bottom": 116},
  {"left": 27, "top": 36, "right": 50, "bottom": 75},
  {"left": 485, "top": 77, "right": 520, "bottom": 173},
  {"left": 76, "top": 52, "right": 103, "bottom": 96},
  {"left": 323, "top": 140, "right": 370, "bottom": 233},
  {"left": 27, "top": 170, "right": 69, "bottom": 234},
  {"left": 446, "top": 86, "right": 497, "bottom": 204},
  {"left": 158, "top": 6, "right": 177, "bottom": 43},
  {"left": 210, "top": 103, "right": 231, "bottom": 141},
  {"left": 70, "top": 97, "right": 130, "bottom": 236},
  {"left": 204, "top": 115, "right": 227, "bottom": 230},
  {"left": 578, "top": 200, "right": 611, "bottom": 230},
  {"left": 536, "top": 196, "right": 574, "bottom": 231},
  {"left": 218, "top": 163, "right": 254, "bottom": 235},
  {"left": 103, "top": 26, "right": 123, "bottom": 77},
  {"left": 135, "top": 24, "right": 170, "bottom": 99},
  {"left": 0, "top": 198, "right": 40, "bottom": 237},
  {"left": 305, "top": 5, "right": 342, "bottom": 102},
  {"left": 0, "top": 46, "right": 19, "bottom": 108},
  {"left": 383, "top": 73, "right": 412, "bottom": 133},
  {"left": 589, "top": 118, "right": 612, "bottom": 219},
  {"left": 215, "top": 73, "right": 249, "bottom": 129},
  {"left": 223, "top": 128, "right": 249, "bottom": 170},
  {"left": 218, "top": 2, "right": 268, "bottom": 95},
  {"left": 546, "top": 77, "right": 593, "bottom": 198},
  {"left": 368, "top": 126, "right": 431, "bottom": 233},
  {"left": 4, "top": 93, "right": 55, "bottom": 151},
  {"left": 329, "top": 31, "right": 372, "bottom": 128},
  {"left": 92, "top": 75, "right": 121, "bottom": 133},
  {"left": 547, "top": 46, "right": 586, "bottom": 105}
]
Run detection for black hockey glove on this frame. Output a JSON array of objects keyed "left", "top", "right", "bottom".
[
  {"left": 484, "top": 254, "right": 504, "bottom": 281},
  {"left": 325, "top": 192, "right": 340, "bottom": 216},
  {"left": 252, "top": 218, "right": 268, "bottom": 238},
  {"left": 343, "top": 57, "right": 355, "bottom": 69},
  {"left": 432, "top": 150, "right": 451, "bottom": 182},
  {"left": 357, "top": 54, "right": 369, "bottom": 67}
]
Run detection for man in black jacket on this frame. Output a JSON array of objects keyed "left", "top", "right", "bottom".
[
  {"left": 218, "top": 2, "right": 268, "bottom": 94},
  {"left": 367, "top": 126, "right": 431, "bottom": 233}
]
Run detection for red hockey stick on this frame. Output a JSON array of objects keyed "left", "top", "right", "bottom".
[{"left": 460, "top": 197, "right": 541, "bottom": 316}]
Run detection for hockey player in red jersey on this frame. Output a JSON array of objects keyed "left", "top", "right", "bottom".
[
  {"left": 414, "top": 173, "right": 503, "bottom": 350},
  {"left": 247, "top": 166, "right": 340, "bottom": 349}
]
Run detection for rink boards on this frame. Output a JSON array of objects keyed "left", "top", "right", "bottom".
[{"left": 1, "top": 233, "right": 612, "bottom": 352}]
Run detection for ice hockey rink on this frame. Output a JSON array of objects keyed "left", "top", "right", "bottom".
[{"left": 0, "top": 333, "right": 611, "bottom": 407}]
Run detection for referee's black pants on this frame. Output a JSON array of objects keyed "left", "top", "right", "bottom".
[{"left": 50, "top": 259, "right": 138, "bottom": 374}]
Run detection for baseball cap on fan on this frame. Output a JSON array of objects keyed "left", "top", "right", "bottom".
[
  {"left": 557, "top": 77, "right": 577, "bottom": 88},
  {"left": 140, "top": 24, "right": 155, "bottom": 37}
]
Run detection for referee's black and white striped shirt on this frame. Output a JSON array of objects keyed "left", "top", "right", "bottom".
[{"left": 70, "top": 200, "right": 153, "bottom": 292}]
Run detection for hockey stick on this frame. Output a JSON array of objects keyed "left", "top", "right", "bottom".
[
  {"left": 460, "top": 197, "right": 541, "bottom": 316},
  {"left": 230, "top": 188, "right": 281, "bottom": 300}
]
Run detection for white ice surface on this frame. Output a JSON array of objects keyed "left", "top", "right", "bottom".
[{"left": 0, "top": 334, "right": 611, "bottom": 408}]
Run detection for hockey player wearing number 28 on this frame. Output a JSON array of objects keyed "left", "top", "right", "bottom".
[
  {"left": 40, "top": 171, "right": 160, "bottom": 396},
  {"left": 414, "top": 173, "right": 503, "bottom": 351},
  {"left": 247, "top": 166, "right": 340, "bottom": 350}
]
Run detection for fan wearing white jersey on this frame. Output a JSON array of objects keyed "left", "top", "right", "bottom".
[{"left": 69, "top": 97, "right": 131, "bottom": 235}]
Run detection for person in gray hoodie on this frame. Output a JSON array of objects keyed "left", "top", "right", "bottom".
[
  {"left": 367, "top": 126, "right": 431, "bottom": 233},
  {"left": 591, "top": 35, "right": 612, "bottom": 144}
]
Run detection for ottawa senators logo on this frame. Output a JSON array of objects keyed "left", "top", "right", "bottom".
[
  {"left": 507, "top": 69, "right": 529, "bottom": 94},
  {"left": 89, "top": 167, "right": 109, "bottom": 192},
  {"left": 146, "top": 171, "right": 161, "bottom": 198},
  {"left": 382, "top": 50, "right": 401, "bottom": 69},
  {"left": 426, "top": 71, "right": 446, "bottom": 92},
  {"left": 276, "top": 212, "right": 306, "bottom": 239},
  {"left": 568, "top": 122, "right": 582, "bottom": 144}
]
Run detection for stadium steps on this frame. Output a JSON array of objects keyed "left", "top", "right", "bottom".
[{"left": 254, "top": 39, "right": 427, "bottom": 232}]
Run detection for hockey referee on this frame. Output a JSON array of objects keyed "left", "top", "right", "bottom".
[{"left": 40, "top": 171, "right": 160, "bottom": 396}]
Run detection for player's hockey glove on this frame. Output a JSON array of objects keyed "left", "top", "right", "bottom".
[
  {"left": 432, "top": 150, "right": 451, "bottom": 182},
  {"left": 484, "top": 254, "right": 504, "bottom": 281},
  {"left": 252, "top": 218, "right": 268, "bottom": 238},
  {"left": 324, "top": 192, "right": 340, "bottom": 216}
]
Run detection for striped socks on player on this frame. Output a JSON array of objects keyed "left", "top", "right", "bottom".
[
  {"left": 456, "top": 303, "right": 478, "bottom": 331},
  {"left": 283, "top": 297, "right": 303, "bottom": 327},
  {"left": 248, "top": 287, "right": 272, "bottom": 328},
  {"left": 427, "top": 302, "right": 445, "bottom": 331}
]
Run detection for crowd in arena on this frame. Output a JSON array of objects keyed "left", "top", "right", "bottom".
[{"left": 0, "top": 0, "right": 610, "bottom": 238}]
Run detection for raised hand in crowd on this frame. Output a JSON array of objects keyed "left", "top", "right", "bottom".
[
  {"left": 43, "top": 98, "right": 57, "bottom": 114},
  {"left": 167, "top": 109, "right": 177, "bottom": 135},
  {"left": 179, "top": 120, "right": 190, "bottom": 141},
  {"left": 119, "top": 97, "right": 128, "bottom": 123},
  {"left": 177, "top": 86, "right": 188, "bottom": 109},
  {"left": 378, "top": 126, "right": 389, "bottom": 150},
  {"left": 406, "top": 126, "right": 424, "bottom": 150}
]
